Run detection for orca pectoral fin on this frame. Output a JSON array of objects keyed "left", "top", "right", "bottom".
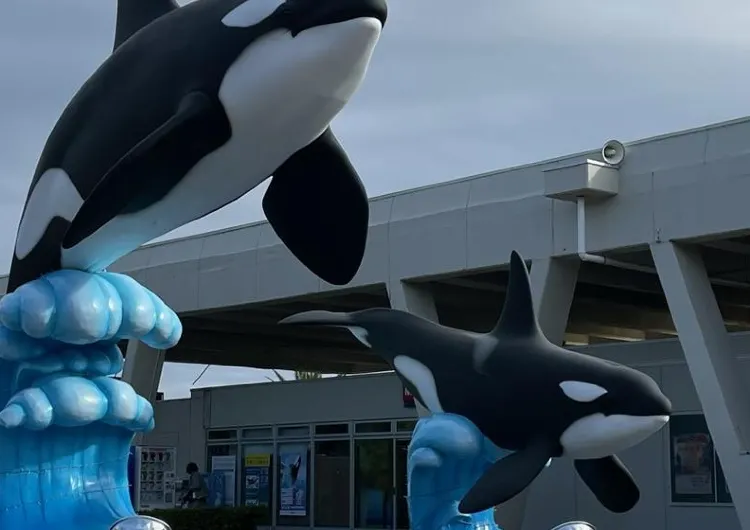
[
  {"left": 458, "top": 438, "right": 555, "bottom": 514},
  {"left": 574, "top": 455, "right": 640, "bottom": 513},
  {"left": 263, "top": 128, "right": 369, "bottom": 286},
  {"left": 63, "top": 92, "right": 219, "bottom": 251}
]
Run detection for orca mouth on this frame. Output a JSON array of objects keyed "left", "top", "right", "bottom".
[{"left": 288, "top": 0, "right": 388, "bottom": 36}]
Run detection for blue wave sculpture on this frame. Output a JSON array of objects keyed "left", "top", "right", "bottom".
[
  {"left": 0, "top": 270, "right": 181, "bottom": 530},
  {"left": 408, "top": 413, "right": 512, "bottom": 530}
]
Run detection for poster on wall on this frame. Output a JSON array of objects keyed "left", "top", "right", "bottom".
[
  {"left": 716, "top": 456, "right": 733, "bottom": 504},
  {"left": 211, "top": 455, "right": 237, "bottom": 506},
  {"left": 206, "top": 471, "right": 226, "bottom": 507},
  {"left": 403, "top": 386, "right": 415, "bottom": 408},
  {"left": 669, "top": 414, "right": 716, "bottom": 503},
  {"left": 279, "top": 445, "right": 308, "bottom": 516},
  {"left": 244, "top": 454, "right": 271, "bottom": 507}
]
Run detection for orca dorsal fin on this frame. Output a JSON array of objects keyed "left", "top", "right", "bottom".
[
  {"left": 490, "top": 251, "right": 543, "bottom": 338},
  {"left": 114, "top": 0, "right": 179, "bottom": 51}
]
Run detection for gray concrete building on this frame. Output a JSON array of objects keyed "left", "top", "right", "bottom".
[{"left": 5, "top": 115, "right": 750, "bottom": 530}]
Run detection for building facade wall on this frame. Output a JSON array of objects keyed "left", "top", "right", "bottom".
[{"left": 146, "top": 338, "right": 745, "bottom": 530}]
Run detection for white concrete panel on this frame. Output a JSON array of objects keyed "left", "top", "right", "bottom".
[
  {"left": 583, "top": 171, "right": 655, "bottom": 251},
  {"left": 199, "top": 223, "right": 263, "bottom": 257},
  {"left": 206, "top": 373, "right": 416, "bottom": 427},
  {"left": 654, "top": 153, "right": 750, "bottom": 241},
  {"left": 467, "top": 166, "right": 547, "bottom": 207},
  {"left": 552, "top": 199, "right": 579, "bottom": 255},
  {"left": 619, "top": 129, "right": 709, "bottom": 175},
  {"left": 389, "top": 210, "right": 468, "bottom": 279},
  {"left": 197, "top": 252, "right": 259, "bottom": 310},
  {"left": 661, "top": 364, "right": 702, "bottom": 413},
  {"left": 147, "top": 238, "right": 205, "bottom": 267},
  {"left": 467, "top": 196, "right": 553, "bottom": 269},
  {"left": 143, "top": 260, "right": 201, "bottom": 313},
  {"left": 389, "top": 180, "right": 471, "bottom": 221},
  {"left": 111, "top": 247, "right": 152, "bottom": 273},
  {"left": 704, "top": 119, "right": 750, "bottom": 161}
]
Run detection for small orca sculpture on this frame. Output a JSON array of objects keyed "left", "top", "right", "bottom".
[
  {"left": 8, "top": 0, "right": 387, "bottom": 291},
  {"left": 280, "top": 251, "right": 672, "bottom": 514}
]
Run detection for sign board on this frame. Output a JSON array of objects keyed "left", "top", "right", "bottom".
[{"left": 403, "top": 386, "right": 415, "bottom": 408}]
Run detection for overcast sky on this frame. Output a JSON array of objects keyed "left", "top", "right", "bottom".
[{"left": 2, "top": 0, "right": 750, "bottom": 397}]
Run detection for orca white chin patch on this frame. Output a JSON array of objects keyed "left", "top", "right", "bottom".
[
  {"left": 220, "top": 16, "right": 381, "bottom": 124},
  {"left": 559, "top": 381, "right": 608, "bottom": 403},
  {"left": 393, "top": 355, "right": 444, "bottom": 414},
  {"left": 15, "top": 168, "right": 83, "bottom": 260},
  {"left": 221, "top": 0, "right": 285, "bottom": 28},
  {"left": 560, "top": 413, "right": 669, "bottom": 459}
]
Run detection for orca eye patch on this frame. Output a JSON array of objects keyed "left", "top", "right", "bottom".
[{"left": 559, "top": 381, "right": 608, "bottom": 403}]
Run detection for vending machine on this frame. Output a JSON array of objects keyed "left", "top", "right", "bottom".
[{"left": 133, "top": 446, "right": 178, "bottom": 511}]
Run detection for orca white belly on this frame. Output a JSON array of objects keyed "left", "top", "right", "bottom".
[{"left": 61, "top": 18, "right": 381, "bottom": 271}]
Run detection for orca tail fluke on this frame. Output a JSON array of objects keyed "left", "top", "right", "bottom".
[
  {"left": 490, "top": 250, "right": 544, "bottom": 339},
  {"left": 114, "top": 0, "right": 178, "bottom": 51},
  {"left": 279, "top": 310, "right": 354, "bottom": 327}
]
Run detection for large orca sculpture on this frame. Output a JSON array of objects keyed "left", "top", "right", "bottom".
[
  {"left": 281, "top": 251, "right": 672, "bottom": 514},
  {"left": 8, "top": 0, "right": 387, "bottom": 292}
]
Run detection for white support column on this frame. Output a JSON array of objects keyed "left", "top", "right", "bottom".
[
  {"left": 529, "top": 258, "right": 580, "bottom": 345},
  {"left": 387, "top": 258, "right": 579, "bottom": 530},
  {"left": 651, "top": 242, "right": 750, "bottom": 529},
  {"left": 122, "top": 341, "right": 166, "bottom": 443},
  {"left": 122, "top": 341, "right": 166, "bottom": 402}
]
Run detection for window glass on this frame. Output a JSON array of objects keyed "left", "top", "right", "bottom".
[
  {"left": 396, "top": 420, "right": 417, "bottom": 433},
  {"left": 315, "top": 423, "right": 350, "bottom": 436},
  {"left": 354, "top": 439, "right": 393, "bottom": 528},
  {"left": 208, "top": 429, "right": 237, "bottom": 441},
  {"left": 315, "top": 440, "right": 351, "bottom": 527},
  {"left": 278, "top": 425, "right": 311, "bottom": 438},
  {"left": 355, "top": 422, "right": 392, "bottom": 435},
  {"left": 242, "top": 427, "right": 273, "bottom": 440}
]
